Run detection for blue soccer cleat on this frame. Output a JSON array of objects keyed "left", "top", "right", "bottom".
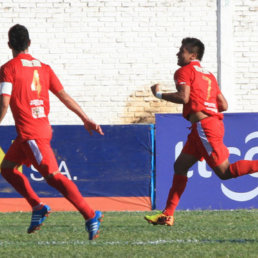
[
  {"left": 85, "top": 210, "right": 103, "bottom": 240},
  {"left": 27, "top": 204, "right": 51, "bottom": 233}
]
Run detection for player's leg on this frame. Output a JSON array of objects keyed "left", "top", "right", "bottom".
[
  {"left": 212, "top": 159, "right": 232, "bottom": 179},
  {"left": 0, "top": 140, "right": 42, "bottom": 208},
  {"left": 145, "top": 124, "right": 200, "bottom": 226},
  {"left": 45, "top": 172, "right": 95, "bottom": 220},
  {"left": 213, "top": 158, "right": 258, "bottom": 179},
  {"left": 162, "top": 152, "right": 197, "bottom": 217},
  {"left": 145, "top": 152, "right": 198, "bottom": 226},
  {"left": 229, "top": 160, "right": 258, "bottom": 177},
  {"left": 32, "top": 139, "right": 102, "bottom": 239},
  {"left": 0, "top": 140, "right": 50, "bottom": 233},
  {"left": 196, "top": 117, "right": 258, "bottom": 179},
  {"left": 33, "top": 140, "right": 95, "bottom": 220},
  {"left": 164, "top": 122, "right": 201, "bottom": 218},
  {"left": 44, "top": 171, "right": 103, "bottom": 240}
]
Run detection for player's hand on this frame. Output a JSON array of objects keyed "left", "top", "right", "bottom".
[
  {"left": 151, "top": 84, "right": 161, "bottom": 96},
  {"left": 84, "top": 120, "right": 104, "bottom": 136}
]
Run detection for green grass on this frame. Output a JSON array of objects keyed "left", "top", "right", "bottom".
[{"left": 0, "top": 210, "right": 257, "bottom": 258}]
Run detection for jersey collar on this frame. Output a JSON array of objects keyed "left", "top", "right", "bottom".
[
  {"left": 16, "top": 53, "right": 33, "bottom": 59},
  {"left": 190, "top": 60, "right": 201, "bottom": 66}
]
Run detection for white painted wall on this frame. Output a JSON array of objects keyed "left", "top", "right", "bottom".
[
  {"left": 0, "top": 0, "right": 256, "bottom": 125},
  {"left": 232, "top": 0, "right": 258, "bottom": 112}
]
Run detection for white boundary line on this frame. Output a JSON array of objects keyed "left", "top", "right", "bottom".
[{"left": 0, "top": 239, "right": 255, "bottom": 246}]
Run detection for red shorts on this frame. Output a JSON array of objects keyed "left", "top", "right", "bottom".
[
  {"left": 182, "top": 116, "right": 229, "bottom": 168},
  {"left": 4, "top": 138, "right": 59, "bottom": 178}
]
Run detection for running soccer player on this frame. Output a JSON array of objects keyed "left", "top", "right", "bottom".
[
  {"left": 0, "top": 24, "right": 103, "bottom": 240},
  {"left": 145, "top": 37, "right": 258, "bottom": 226}
]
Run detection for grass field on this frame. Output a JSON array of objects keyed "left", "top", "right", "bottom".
[{"left": 0, "top": 209, "right": 257, "bottom": 258}]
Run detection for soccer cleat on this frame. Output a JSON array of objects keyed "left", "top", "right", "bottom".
[
  {"left": 27, "top": 204, "right": 51, "bottom": 233},
  {"left": 144, "top": 211, "right": 174, "bottom": 226},
  {"left": 85, "top": 210, "right": 103, "bottom": 240}
]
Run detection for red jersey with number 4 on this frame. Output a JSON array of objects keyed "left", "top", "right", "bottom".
[
  {"left": 0, "top": 53, "right": 63, "bottom": 140},
  {"left": 174, "top": 60, "right": 223, "bottom": 120}
]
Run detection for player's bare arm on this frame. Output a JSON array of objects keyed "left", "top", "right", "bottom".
[
  {"left": 217, "top": 93, "right": 228, "bottom": 112},
  {"left": 0, "top": 95, "right": 10, "bottom": 124},
  {"left": 55, "top": 89, "right": 104, "bottom": 136},
  {"left": 151, "top": 83, "right": 190, "bottom": 104}
]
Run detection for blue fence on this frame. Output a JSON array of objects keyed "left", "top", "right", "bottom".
[
  {"left": 0, "top": 125, "right": 155, "bottom": 211},
  {"left": 155, "top": 113, "right": 258, "bottom": 210},
  {"left": 0, "top": 113, "right": 257, "bottom": 211}
]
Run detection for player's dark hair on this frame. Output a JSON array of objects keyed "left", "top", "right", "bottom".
[
  {"left": 181, "top": 37, "right": 205, "bottom": 61},
  {"left": 8, "top": 24, "right": 30, "bottom": 52}
]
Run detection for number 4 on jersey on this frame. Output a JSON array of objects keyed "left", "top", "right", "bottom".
[{"left": 31, "top": 70, "right": 41, "bottom": 97}]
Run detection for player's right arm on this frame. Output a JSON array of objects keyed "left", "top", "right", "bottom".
[
  {"left": 0, "top": 94, "right": 10, "bottom": 124},
  {"left": 0, "top": 64, "right": 12, "bottom": 124}
]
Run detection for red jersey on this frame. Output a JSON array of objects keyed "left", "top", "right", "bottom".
[
  {"left": 174, "top": 60, "right": 223, "bottom": 120},
  {"left": 0, "top": 53, "right": 63, "bottom": 140}
]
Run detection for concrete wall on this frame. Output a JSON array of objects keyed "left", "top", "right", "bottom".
[{"left": 0, "top": 0, "right": 257, "bottom": 125}]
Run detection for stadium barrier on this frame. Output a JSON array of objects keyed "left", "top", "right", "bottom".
[
  {"left": 0, "top": 125, "right": 155, "bottom": 212},
  {"left": 0, "top": 113, "right": 257, "bottom": 212},
  {"left": 156, "top": 113, "right": 258, "bottom": 210}
]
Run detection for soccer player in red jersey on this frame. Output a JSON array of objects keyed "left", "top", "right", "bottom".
[
  {"left": 0, "top": 24, "right": 103, "bottom": 240},
  {"left": 144, "top": 37, "right": 258, "bottom": 226}
]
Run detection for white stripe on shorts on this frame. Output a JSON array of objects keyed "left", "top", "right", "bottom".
[
  {"left": 0, "top": 82, "right": 13, "bottom": 95},
  {"left": 196, "top": 122, "right": 213, "bottom": 156},
  {"left": 27, "top": 140, "right": 43, "bottom": 165}
]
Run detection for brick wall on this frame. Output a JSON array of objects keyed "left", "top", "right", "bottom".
[
  {"left": 0, "top": 0, "right": 256, "bottom": 125},
  {"left": 233, "top": 0, "right": 258, "bottom": 112}
]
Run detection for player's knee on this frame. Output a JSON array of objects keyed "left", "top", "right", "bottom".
[
  {"left": 174, "top": 161, "right": 188, "bottom": 175},
  {"left": 1, "top": 167, "right": 7, "bottom": 176},
  {"left": 216, "top": 173, "right": 228, "bottom": 180},
  {"left": 0, "top": 159, "right": 16, "bottom": 171},
  {"left": 1, "top": 167, "right": 13, "bottom": 179},
  {"left": 45, "top": 171, "right": 61, "bottom": 183},
  {"left": 213, "top": 168, "right": 232, "bottom": 180},
  {"left": 1, "top": 159, "right": 9, "bottom": 169},
  {"left": 173, "top": 161, "right": 180, "bottom": 173}
]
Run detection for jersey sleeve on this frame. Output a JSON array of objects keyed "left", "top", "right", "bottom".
[
  {"left": 211, "top": 73, "right": 222, "bottom": 95},
  {"left": 174, "top": 66, "right": 192, "bottom": 88},
  {"left": 217, "top": 86, "right": 222, "bottom": 95},
  {"left": 0, "top": 64, "right": 13, "bottom": 96},
  {"left": 48, "top": 66, "right": 64, "bottom": 94}
]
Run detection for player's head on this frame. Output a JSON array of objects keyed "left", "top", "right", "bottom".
[
  {"left": 8, "top": 24, "right": 30, "bottom": 52},
  {"left": 177, "top": 37, "right": 205, "bottom": 67}
]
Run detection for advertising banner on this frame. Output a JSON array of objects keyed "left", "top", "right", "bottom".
[
  {"left": 155, "top": 113, "right": 258, "bottom": 210},
  {"left": 0, "top": 125, "right": 154, "bottom": 211}
]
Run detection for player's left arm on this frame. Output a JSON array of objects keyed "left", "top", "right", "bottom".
[
  {"left": 0, "top": 94, "right": 10, "bottom": 124},
  {"left": 217, "top": 93, "right": 228, "bottom": 112},
  {"left": 54, "top": 89, "right": 104, "bottom": 136},
  {"left": 48, "top": 65, "right": 104, "bottom": 136}
]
